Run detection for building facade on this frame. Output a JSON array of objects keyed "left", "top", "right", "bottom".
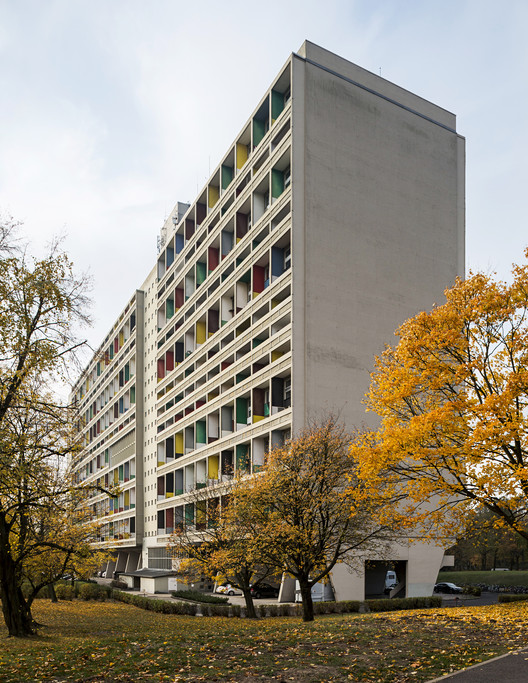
[{"left": 71, "top": 41, "right": 465, "bottom": 599}]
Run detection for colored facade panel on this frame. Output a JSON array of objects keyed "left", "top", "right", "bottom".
[
  {"left": 221, "top": 165, "right": 233, "bottom": 190},
  {"left": 196, "top": 262, "right": 207, "bottom": 286},
  {"left": 236, "top": 142, "right": 248, "bottom": 169},
  {"left": 271, "top": 89, "right": 285, "bottom": 121}
]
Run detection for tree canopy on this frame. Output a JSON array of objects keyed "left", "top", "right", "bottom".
[
  {"left": 237, "top": 417, "right": 397, "bottom": 621},
  {"left": 0, "top": 218, "right": 94, "bottom": 636},
  {"left": 169, "top": 488, "right": 277, "bottom": 619},
  {"left": 356, "top": 253, "right": 528, "bottom": 543}
]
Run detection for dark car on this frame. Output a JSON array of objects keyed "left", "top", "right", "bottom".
[
  {"left": 250, "top": 583, "right": 280, "bottom": 599},
  {"left": 434, "top": 582, "right": 463, "bottom": 594}
]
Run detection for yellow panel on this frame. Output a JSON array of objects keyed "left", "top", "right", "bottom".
[
  {"left": 208, "top": 185, "right": 219, "bottom": 208},
  {"left": 124, "top": 490, "right": 130, "bottom": 506},
  {"left": 253, "top": 415, "right": 265, "bottom": 423},
  {"left": 208, "top": 455, "right": 219, "bottom": 479},
  {"left": 271, "top": 350, "right": 284, "bottom": 361},
  {"left": 175, "top": 432, "right": 183, "bottom": 453},
  {"left": 166, "top": 492, "right": 174, "bottom": 498},
  {"left": 196, "top": 321, "right": 206, "bottom": 345},
  {"left": 119, "top": 331, "right": 124, "bottom": 346},
  {"left": 236, "top": 143, "right": 248, "bottom": 169}
]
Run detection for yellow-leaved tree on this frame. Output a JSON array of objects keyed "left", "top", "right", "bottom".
[
  {"left": 169, "top": 488, "right": 278, "bottom": 619},
  {"left": 236, "top": 417, "right": 400, "bottom": 622},
  {"left": 355, "top": 253, "right": 528, "bottom": 544},
  {"left": 0, "top": 218, "right": 95, "bottom": 637}
]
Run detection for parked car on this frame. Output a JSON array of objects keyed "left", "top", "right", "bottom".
[
  {"left": 250, "top": 583, "right": 280, "bottom": 599},
  {"left": 434, "top": 582, "right": 463, "bottom": 594},
  {"left": 215, "top": 583, "right": 240, "bottom": 596}
]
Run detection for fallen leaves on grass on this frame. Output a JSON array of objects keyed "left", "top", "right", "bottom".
[{"left": 1, "top": 601, "right": 528, "bottom": 682}]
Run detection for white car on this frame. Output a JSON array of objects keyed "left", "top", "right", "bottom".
[{"left": 215, "top": 583, "right": 240, "bottom": 596}]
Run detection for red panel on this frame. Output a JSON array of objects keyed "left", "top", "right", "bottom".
[
  {"left": 157, "top": 358, "right": 165, "bottom": 380},
  {"left": 253, "top": 265, "right": 265, "bottom": 294},
  {"left": 175, "top": 288, "right": 184, "bottom": 308},
  {"left": 208, "top": 246, "right": 219, "bottom": 271},
  {"left": 166, "top": 350, "right": 174, "bottom": 372}
]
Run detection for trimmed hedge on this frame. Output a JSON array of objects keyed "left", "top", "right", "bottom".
[
  {"left": 170, "top": 589, "right": 228, "bottom": 605},
  {"left": 108, "top": 589, "right": 441, "bottom": 619},
  {"left": 78, "top": 583, "right": 111, "bottom": 601},
  {"left": 112, "top": 590, "right": 198, "bottom": 615},
  {"left": 498, "top": 594, "right": 528, "bottom": 604},
  {"left": 366, "top": 596, "right": 442, "bottom": 612}
]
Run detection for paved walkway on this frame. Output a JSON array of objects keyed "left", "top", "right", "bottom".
[{"left": 427, "top": 648, "right": 528, "bottom": 682}]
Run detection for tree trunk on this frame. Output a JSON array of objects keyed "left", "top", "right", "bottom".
[
  {"left": 0, "top": 562, "right": 35, "bottom": 637},
  {"left": 242, "top": 588, "right": 258, "bottom": 619},
  {"left": 299, "top": 579, "right": 314, "bottom": 622},
  {"left": 49, "top": 583, "right": 57, "bottom": 603}
]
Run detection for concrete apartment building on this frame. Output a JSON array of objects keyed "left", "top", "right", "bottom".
[{"left": 70, "top": 41, "right": 465, "bottom": 600}]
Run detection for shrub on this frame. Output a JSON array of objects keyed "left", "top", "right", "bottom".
[
  {"left": 170, "top": 589, "right": 228, "bottom": 604},
  {"left": 499, "top": 594, "right": 528, "bottom": 603},
  {"left": 55, "top": 584, "right": 74, "bottom": 601},
  {"left": 78, "top": 583, "right": 109, "bottom": 601},
  {"left": 112, "top": 590, "right": 198, "bottom": 615},
  {"left": 366, "top": 596, "right": 442, "bottom": 612},
  {"left": 314, "top": 601, "right": 334, "bottom": 615},
  {"left": 338, "top": 600, "right": 362, "bottom": 614},
  {"left": 278, "top": 604, "right": 293, "bottom": 617},
  {"left": 208, "top": 603, "right": 230, "bottom": 617},
  {"left": 231, "top": 604, "right": 241, "bottom": 617},
  {"left": 257, "top": 604, "right": 267, "bottom": 618},
  {"left": 462, "top": 585, "right": 481, "bottom": 596}
]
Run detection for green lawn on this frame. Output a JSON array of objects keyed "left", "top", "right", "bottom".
[
  {"left": 438, "top": 570, "right": 528, "bottom": 586},
  {"left": 2, "top": 599, "right": 528, "bottom": 681}
]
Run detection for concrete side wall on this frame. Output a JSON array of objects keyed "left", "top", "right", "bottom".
[
  {"left": 292, "top": 55, "right": 464, "bottom": 430},
  {"left": 297, "top": 41, "right": 456, "bottom": 130}
]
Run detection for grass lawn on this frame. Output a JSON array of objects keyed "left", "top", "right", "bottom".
[
  {"left": 438, "top": 570, "right": 528, "bottom": 586},
  {"left": 2, "top": 599, "right": 528, "bottom": 682}
]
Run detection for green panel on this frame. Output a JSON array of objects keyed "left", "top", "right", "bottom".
[
  {"left": 166, "top": 298, "right": 174, "bottom": 319},
  {"left": 236, "top": 444, "right": 249, "bottom": 472},
  {"left": 236, "top": 372, "right": 249, "bottom": 384},
  {"left": 196, "top": 262, "right": 207, "bottom": 286},
  {"left": 240, "top": 269, "right": 251, "bottom": 284},
  {"left": 236, "top": 397, "right": 248, "bottom": 424},
  {"left": 253, "top": 118, "right": 266, "bottom": 147},
  {"left": 130, "top": 385, "right": 135, "bottom": 403},
  {"left": 118, "top": 465, "right": 124, "bottom": 481},
  {"left": 272, "top": 169, "right": 285, "bottom": 199},
  {"left": 185, "top": 503, "right": 194, "bottom": 526},
  {"left": 196, "top": 420, "right": 206, "bottom": 444},
  {"left": 221, "top": 165, "right": 233, "bottom": 190},
  {"left": 124, "top": 364, "right": 130, "bottom": 382},
  {"left": 271, "top": 90, "right": 285, "bottom": 120}
]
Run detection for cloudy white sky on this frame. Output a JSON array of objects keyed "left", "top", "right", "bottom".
[{"left": 1, "top": 0, "right": 527, "bottom": 350}]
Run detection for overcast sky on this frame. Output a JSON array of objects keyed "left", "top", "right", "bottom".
[{"left": 1, "top": 0, "right": 527, "bottom": 351}]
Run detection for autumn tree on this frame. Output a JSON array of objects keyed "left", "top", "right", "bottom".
[
  {"left": 356, "top": 253, "right": 528, "bottom": 545},
  {"left": 0, "top": 218, "right": 92, "bottom": 636},
  {"left": 238, "top": 417, "right": 397, "bottom": 622},
  {"left": 169, "top": 488, "right": 278, "bottom": 619}
]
